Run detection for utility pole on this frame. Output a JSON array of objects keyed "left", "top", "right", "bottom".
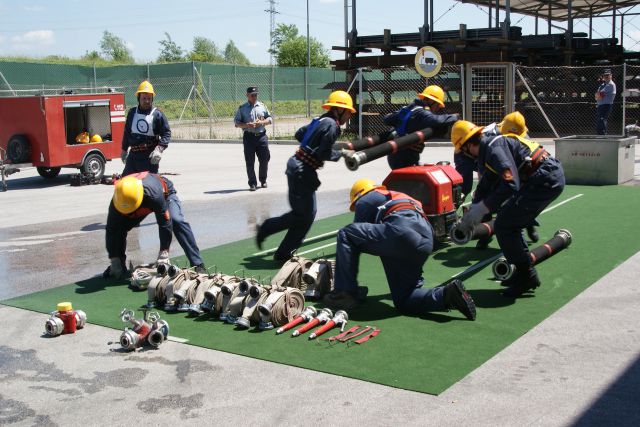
[{"left": 265, "top": 0, "right": 279, "bottom": 66}]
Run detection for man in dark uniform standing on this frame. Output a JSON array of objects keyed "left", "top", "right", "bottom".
[
  {"left": 234, "top": 86, "right": 272, "bottom": 191},
  {"left": 451, "top": 120, "right": 565, "bottom": 297},
  {"left": 256, "top": 90, "right": 354, "bottom": 261},
  {"left": 103, "top": 173, "right": 206, "bottom": 279},
  {"left": 383, "top": 85, "right": 458, "bottom": 170},
  {"left": 322, "top": 178, "right": 476, "bottom": 321},
  {"left": 121, "top": 81, "right": 171, "bottom": 175}
]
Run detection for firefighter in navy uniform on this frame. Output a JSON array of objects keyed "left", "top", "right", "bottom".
[
  {"left": 103, "top": 173, "right": 206, "bottom": 279},
  {"left": 121, "top": 81, "right": 171, "bottom": 175},
  {"left": 256, "top": 90, "right": 355, "bottom": 261},
  {"left": 454, "top": 111, "right": 539, "bottom": 249},
  {"left": 383, "top": 85, "right": 458, "bottom": 170},
  {"left": 322, "top": 179, "right": 476, "bottom": 320},
  {"left": 451, "top": 120, "right": 565, "bottom": 297}
]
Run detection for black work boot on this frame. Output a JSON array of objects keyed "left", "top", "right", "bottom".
[
  {"left": 444, "top": 279, "right": 477, "bottom": 320},
  {"left": 526, "top": 226, "right": 540, "bottom": 243},
  {"left": 255, "top": 223, "right": 266, "bottom": 250},
  {"left": 502, "top": 265, "right": 541, "bottom": 297},
  {"left": 194, "top": 264, "right": 207, "bottom": 274}
]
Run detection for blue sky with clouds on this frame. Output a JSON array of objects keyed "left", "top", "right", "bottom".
[{"left": 1, "top": 0, "right": 638, "bottom": 65}]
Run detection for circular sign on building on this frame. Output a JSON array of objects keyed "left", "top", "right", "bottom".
[{"left": 415, "top": 46, "right": 442, "bottom": 78}]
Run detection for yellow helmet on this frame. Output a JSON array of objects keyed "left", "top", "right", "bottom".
[
  {"left": 349, "top": 178, "right": 377, "bottom": 211},
  {"left": 451, "top": 120, "right": 483, "bottom": 153},
  {"left": 113, "top": 176, "right": 144, "bottom": 214},
  {"left": 418, "top": 85, "right": 445, "bottom": 108},
  {"left": 499, "top": 111, "right": 527, "bottom": 137},
  {"left": 90, "top": 134, "right": 103, "bottom": 143},
  {"left": 76, "top": 132, "right": 90, "bottom": 144},
  {"left": 323, "top": 90, "right": 356, "bottom": 113},
  {"left": 135, "top": 80, "right": 156, "bottom": 96}
]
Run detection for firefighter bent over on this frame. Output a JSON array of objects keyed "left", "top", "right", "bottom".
[
  {"left": 121, "top": 81, "right": 171, "bottom": 175},
  {"left": 104, "top": 172, "right": 206, "bottom": 279},
  {"left": 383, "top": 85, "right": 458, "bottom": 170},
  {"left": 256, "top": 90, "right": 355, "bottom": 261},
  {"left": 452, "top": 120, "right": 565, "bottom": 297},
  {"left": 322, "top": 179, "right": 477, "bottom": 320}
]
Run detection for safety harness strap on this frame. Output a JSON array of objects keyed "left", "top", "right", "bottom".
[
  {"left": 354, "top": 328, "right": 380, "bottom": 344},
  {"left": 340, "top": 326, "right": 374, "bottom": 342},
  {"left": 327, "top": 325, "right": 361, "bottom": 341}
]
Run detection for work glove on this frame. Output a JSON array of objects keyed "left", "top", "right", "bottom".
[
  {"left": 157, "top": 249, "right": 170, "bottom": 265},
  {"left": 458, "top": 201, "right": 489, "bottom": 234},
  {"left": 340, "top": 148, "right": 355, "bottom": 158},
  {"left": 120, "top": 149, "right": 128, "bottom": 163},
  {"left": 149, "top": 147, "right": 163, "bottom": 165}
]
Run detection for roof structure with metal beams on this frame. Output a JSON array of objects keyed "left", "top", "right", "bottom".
[{"left": 455, "top": 0, "right": 640, "bottom": 21}]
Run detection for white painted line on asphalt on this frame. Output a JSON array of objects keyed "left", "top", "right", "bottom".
[
  {"left": 167, "top": 336, "right": 189, "bottom": 343},
  {"left": 0, "top": 248, "right": 27, "bottom": 253},
  {"left": 252, "top": 229, "right": 339, "bottom": 256},
  {"left": 12, "top": 230, "right": 96, "bottom": 241},
  {"left": 541, "top": 193, "right": 584, "bottom": 214},
  {"left": 0, "top": 239, "right": 54, "bottom": 247}
]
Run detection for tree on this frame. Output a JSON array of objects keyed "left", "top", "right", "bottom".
[
  {"left": 82, "top": 50, "right": 101, "bottom": 61},
  {"left": 158, "top": 32, "right": 183, "bottom": 62},
  {"left": 224, "top": 40, "right": 251, "bottom": 65},
  {"left": 99, "top": 31, "right": 133, "bottom": 63},
  {"left": 268, "top": 23, "right": 299, "bottom": 57},
  {"left": 277, "top": 36, "right": 330, "bottom": 68},
  {"left": 268, "top": 23, "right": 330, "bottom": 68},
  {"left": 187, "top": 36, "right": 224, "bottom": 63}
]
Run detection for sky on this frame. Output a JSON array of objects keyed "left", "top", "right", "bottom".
[{"left": 1, "top": 0, "right": 639, "bottom": 65}]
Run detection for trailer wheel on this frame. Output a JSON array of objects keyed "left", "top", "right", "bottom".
[
  {"left": 36, "top": 167, "right": 61, "bottom": 179},
  {"left": 81, "top": 153, "right": 105, "bottom": 178},
  {"left": 7, "top": 135, "right": 31, "bottom": 163}
]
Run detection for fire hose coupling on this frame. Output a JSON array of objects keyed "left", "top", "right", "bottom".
[
  {"left": 492, "top": 228, "right": 573, "bottom": 281},
  {"left": 449, "top": 221, "right": 472, "bottom": 245},
  {"left": 292, "top": 308, "right": 333, "bottom": 337},
  {"left": 257, "top": 302, "right": 274, "bottom": 330},
  {"left": 276, "top": 306, "right": 317, "bottom": 335},
  {"left": 119, "top": 308, "right": 169, "bottom": 351},
  {"left": 45, "top": 302, "right": 87, "bottom": 337},
  {"left": 308, "top": 310, "right": 348, "bottom": 340},
  {"left": 344, "top": 151, "right": 367, "bottom": 171}
]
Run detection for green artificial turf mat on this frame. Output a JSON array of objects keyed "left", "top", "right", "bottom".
[{"left": 4, "top": 185, "right": 640, "bottom": 395}]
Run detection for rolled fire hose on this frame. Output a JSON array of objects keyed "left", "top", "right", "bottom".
[
  {"left": 492, "top": 229, "right": 573, "bottom": 281},
  {"left": 449, "top": 219, "right": 495, "bottom": 245},
  {"left": 343, "top": 128, "right": 434, "bottom": 171},
  {"left": 258, "top": 286, "right": 305, "bottom": 328}
]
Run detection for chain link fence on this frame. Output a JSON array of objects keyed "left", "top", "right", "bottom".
[
  {"left": 1, "top": 60, "right": 638, "bottom": 140},
  {"left": 0, "top": 61, "right": 343, "bottom": 140}
]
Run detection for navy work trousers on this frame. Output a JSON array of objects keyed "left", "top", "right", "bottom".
[
  {"left": 259, "top": 156, "right": 319, "bottom": 259},
  {"left": 494, "top": 158, "right": 565, "bottom": 266},
  {"left": 333, "top": 212, "right": 445, "bottom": 315},
  {"left": 106, "top": 193, "right": 203, "bottom": 267},
  {"left": 596, "top": 104, "right": 613, "bottom": 135},
  {"left": 243, "top": 132, "right": 270, "bottom": 187},
  {"left": 123, "top": 150, "right": 158, "bottom": 176}
]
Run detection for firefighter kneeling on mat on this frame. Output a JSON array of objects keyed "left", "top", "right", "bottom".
[
  {"left": 451, "top": 120, "right": 565, "bottom": 297},
  {"left": 103, "top": 172, "right": 206, "bottom": 279},
  {"left": 322, "top": 179, "right": 476, "bottom": 320}
]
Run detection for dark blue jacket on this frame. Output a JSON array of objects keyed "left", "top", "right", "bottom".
[
  {"left": 106, "top": 173, "right": 175, "bottom": 258},
  {"left": 122, "top": 107, "right": 171, "bottom": 151},
  {"left": 294, "top": 113, "right": 343, "bottom": 166}
]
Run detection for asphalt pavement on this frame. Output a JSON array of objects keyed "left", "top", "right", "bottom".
[{"left": 0, "top": 142, "right": 638, "bottom": 426}]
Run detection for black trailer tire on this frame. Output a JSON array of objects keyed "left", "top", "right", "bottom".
[
  {"left": 81, "top": 153, "right": 105, "bottom": 178},
  {"left": 36, "top": 166, "right": 62, "bottom": 179},
  {"left": 7, "top": 135, "right": 31, "bottom": 163}
]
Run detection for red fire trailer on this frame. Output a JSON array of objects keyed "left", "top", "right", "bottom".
[{"left": 0, "top": 92, "right": 126, "bottom": 190}]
